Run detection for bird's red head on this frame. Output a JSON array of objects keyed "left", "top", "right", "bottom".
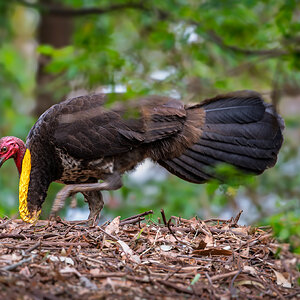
[{"left": 0, "top": 136, "right": 26, "bottom": 174}]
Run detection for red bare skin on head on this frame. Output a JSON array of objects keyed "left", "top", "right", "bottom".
[{"left": 0, "top": 136, "right": 26, "bottom": 175}]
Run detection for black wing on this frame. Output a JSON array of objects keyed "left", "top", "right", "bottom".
[{"left": 52, "top": 94, "right": 186, "bottom": 159}]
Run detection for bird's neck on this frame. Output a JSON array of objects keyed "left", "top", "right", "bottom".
[{"left": 14, "top": 138, "right": 26, "bottom": 175}]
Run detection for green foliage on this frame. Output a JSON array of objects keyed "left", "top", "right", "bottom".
[
  {"left": 266, "top": 210, "right": 300, "bottom": 254},
  {"left": 29, "top": 0, "right": 300, "bottom": 97},
  {"left": 0, "top": 3, "right": 35, "bottom": 218}
]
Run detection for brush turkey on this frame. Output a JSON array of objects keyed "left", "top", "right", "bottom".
[{"left": 0, "top": 91, "right": 284, "bottom": 224}]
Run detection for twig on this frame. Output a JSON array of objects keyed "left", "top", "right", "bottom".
[
  {"left": 120, "top": 210, "right": 153, "bottom": 223},
  {"left": 160, "top": 209, "right": 167, "bottom": 226},
  {"left": 10, "top": 241, "right": 90, "bottom": 248},
  {"left": 233, "top": 210, "right": 243, "bottom": 224},
  {"left": 205, "top": 272, "right": 216, "bottom": 299},
  {"left": 210, "top": 270, "right": 240, "bottom": 281},
  {"left": 203, "top": 218, "right": 230, "bottom": 223},
  {"left": 167, "top": 218, "right": 179, "bottom": 242},
  {"left": 24, "top": 240, "right": 41, "bottom": 254},
  {"left": 0, "top": 219, "right": 12, "bottom": 229},
  {"left": 120, "top": 217, "right": 145, "bottom": 226},
  {"left": 267, "top": 283, "right": 286, "bottom": 300},
  {"left": 229, "top": 210, "right": 243, "bottom": 227},
  {"left": 157, "top": 279, "right": 199, "bottom": 296},
  {"left": 160, "top": 209, "right": 180, "bottom": 242},
  {"left": 97, "top": 226, "right": 119, "bottom": 241},
  {"left": 0, "top": 233, "right": 26, "bottom": 240},
  {"left": 229, "top": 269, "right": 242, "bottom": 297},
  {"left": 90, "top": 271, "right": 151, "bottom": 283},
  {"left": 1, "top": 255, "right": 36, "bottom": 271},
  {"left": 164, "top": 266, "right": 183, "bottom": 281}
]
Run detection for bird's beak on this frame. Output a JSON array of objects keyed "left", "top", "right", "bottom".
[{"left": 0, "top": 158, "right": 4, "bottom": 168}]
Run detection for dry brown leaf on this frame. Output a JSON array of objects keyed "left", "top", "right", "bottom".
[
  {"left": 243, "top": 265, "right": 257, "bottom": 276},
  {"left": 274, "top": 270, "right": 292, "bottom": 288},
  {"left": 0, "top": 254, "right": 22, "bottom": 263},
  {"left": 60, "top": 266, "right": 81, "bottom": 277},
  {"left": 231, "top": 226, "right": 250, "bottom": 236},
  {"left": 200, "top": 220, "right": 214, "bottom": 247},
  {"left": 19, "top": 266, "right": 31, "bottom": 277},
  {"left": 189, "top": 217, "right": 199, "bottom": 230},
  {"left": 48, "top": 255, "right": 74, "bottom": 265},
  {"left": 105, "top": 216, "right": 120, "bottom": 235},
  {"left": 103, "top": 216, "right": 120, "bottom": 247},
  {"left": 222, "top": 224, "right": 230, "bottom": 231},
  {"left": 195, "top": 240, "right": 207, "bottom": 250},
  {"left": 90, "top": 268, "right": 101, "bottom": 276},
  {"left": 235, "top": 280, "right": 265, "bottom": 289},
  {"left": 192, "top": 248, "right": 232, "bottom": 256},
  {"left": 204, "top": 234, "right": 214, "bottom": 247},
  {"left": 164, "top": 234, "right": 177, "bottom": 243},
  {"left": 118, "top": 240, "right": 141, "bottom": 264}
]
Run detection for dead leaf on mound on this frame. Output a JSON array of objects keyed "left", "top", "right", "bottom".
[
  {"left": 192, "top": 248, "right": 232, "bottom": 256},
  {"left": 90, "top": 268, "right": 101, "bottom": 276},
  {"left": 103, "top": 216, "right": 120, "bottom": 247},
  {"left": 243, "top": 265, "right": 257, "bottom": 276},
  {"left": 48, "top": 255, "right": 74, "bottom": 265},
  {"left": 195, "top": 240, "right": 207, "bottom": 250},
  {"left": 60, "top": 266, "right": 81, "bottom": 276},
  {"left": 118, "top": 240, "right": 141, "bottom": 264},
  {"left": 160, "top": 244, "right": 173, "bottom": 252},
  {"left": 105, "top": 216, "right": 120, "bottom": 235},
  {"left": 274, "top": 270, "right": 292, "bottom": 288},
  {"left": 230, "top": 226, "right": 250, "bottom": 236},
  {"left": 235, "top": 280, "right": 265, "bottom": 289}
]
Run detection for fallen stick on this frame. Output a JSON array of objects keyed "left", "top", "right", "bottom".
[
  {"left": 2, "top": 254, "right": 37, "bottom": 271},
  {"left": 120, "top": 210, "right": 153, "bottom": 223}
]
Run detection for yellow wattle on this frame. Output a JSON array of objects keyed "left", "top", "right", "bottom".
[{"left": 19, "top": 149, "right": 41, "bottom": 223}]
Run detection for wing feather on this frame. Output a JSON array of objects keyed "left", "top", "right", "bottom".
[{"left": 52, "top": 94, "right": 186, "bottom": 159}]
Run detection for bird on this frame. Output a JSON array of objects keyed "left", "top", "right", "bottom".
[{"left": 0, "top": 91, "right": 284, "bottom": 224}]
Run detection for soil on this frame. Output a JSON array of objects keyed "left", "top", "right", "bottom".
[{"left": 0, "top": 210, "right": 299, "bottom": 299}]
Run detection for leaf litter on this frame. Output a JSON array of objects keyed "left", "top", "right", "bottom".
[{"left": 0, "top": 210, "right": 299, "bottom": 299}]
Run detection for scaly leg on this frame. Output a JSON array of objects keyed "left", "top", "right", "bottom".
[
  {"left": 82, "top": 191, "right": 104, "bottom": 226},
  {"left": 50, "top": 172, "right": 122, "bottom": 221}
]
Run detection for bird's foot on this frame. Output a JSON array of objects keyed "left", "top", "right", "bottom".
[{"left": 87, "top": 213, "right": 101, "bottom": 227}]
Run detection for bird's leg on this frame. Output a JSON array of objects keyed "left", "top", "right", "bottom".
[
  {"left": 50, "top": 194, "right": 69, "bottom": 218},
  {"left": 70, "top": 194, "right": 78, "bottom": 208},
  {"left": 82, "top": 191, "right": 104, "bottom": 226},
  {"left": 50, "top": 172, "right": 122, "bottom": 220}
]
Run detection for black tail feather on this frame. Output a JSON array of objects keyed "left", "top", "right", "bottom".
[{"left": 158, "top": 91, "right": 284, "bottom": 184}]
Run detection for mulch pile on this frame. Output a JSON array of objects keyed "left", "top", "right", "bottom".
[{"left": 0, "top": 210, "right": 299, "bottom": 299}]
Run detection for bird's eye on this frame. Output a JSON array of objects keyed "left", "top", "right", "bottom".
[{"left": 1, "top": 147, "right": 7, "bottom": 153}]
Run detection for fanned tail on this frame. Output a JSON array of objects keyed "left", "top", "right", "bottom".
[{"left": 158, "top": 91, "right": 284, "bottom": 183}]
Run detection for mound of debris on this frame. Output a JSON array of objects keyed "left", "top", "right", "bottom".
[{"left": 0, "top": 210, "right": 299, "bottom": 299}]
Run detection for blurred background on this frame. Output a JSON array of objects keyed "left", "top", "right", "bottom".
[{"left": 0, "top": 0, "right": 299, "bottom": 252}]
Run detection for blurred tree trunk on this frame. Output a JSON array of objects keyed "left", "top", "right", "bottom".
[{"left": 35, "top": 0, "right": 73, "bottom": 117}]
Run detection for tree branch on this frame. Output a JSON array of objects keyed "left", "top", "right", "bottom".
[
  {"left": 14, "top": 0, "right": 289, "bottom": 58},
  {"left": 13, "top": 0, "right": 147, "bottom": 16},
  {"left": 206, "top": 30, "right": 288, "bottom": 57}
]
